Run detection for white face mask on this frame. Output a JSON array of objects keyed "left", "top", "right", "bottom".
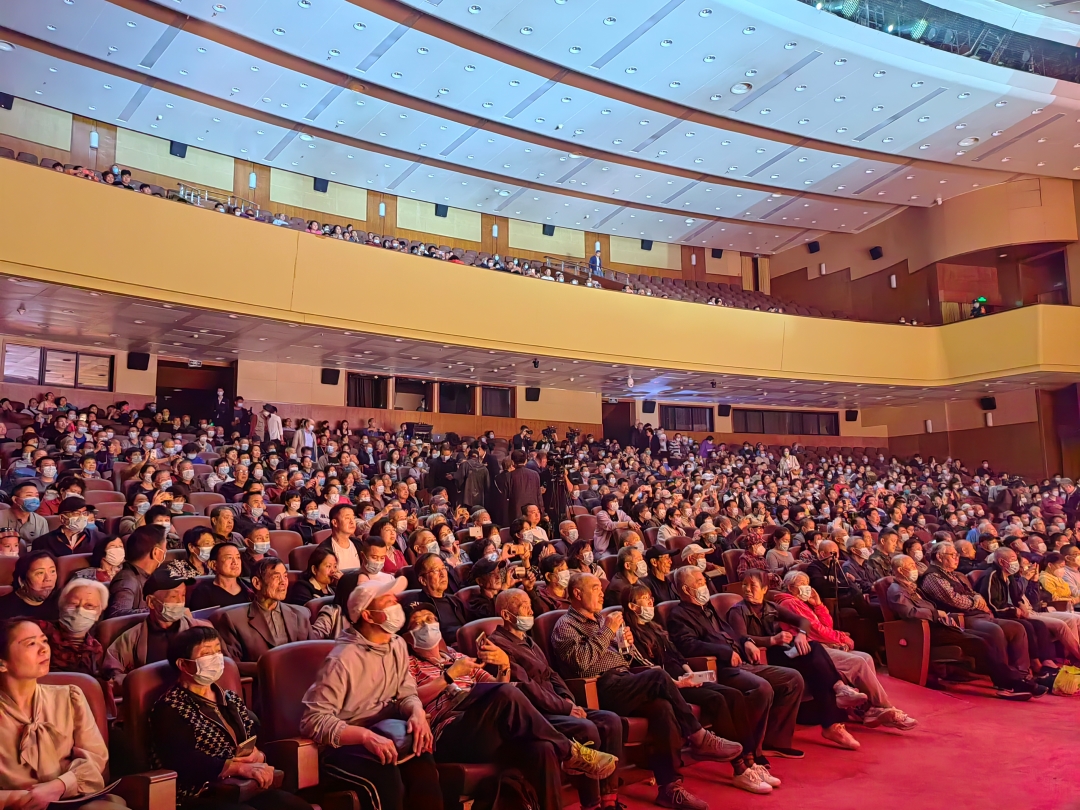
[
  {"left": 906, "top": 569, "right": 919, "bottom": 582},
  {"left": 253, "top": 541, "right": 271, "bottom": 555},
  {"left": 639, "top": 605, "right": 655, "bottom": 622},
  {"left": 192, "top": 652, "right": 225, "bottom": 686},
  {"left": 410, "top": 622, "right": 442, "bottom": 650},
  {"left": 797, "top": 585, "right": 812, "bottom": 601},
  {"left": 858, "top": 547, "right": 871, "bottom": 559},
  {"left": 634, "top": 560, "right": 648, "bottom": 578},
  {"left": 581, "top": 550, "right": 594, "bottom": 565},
  {"left": 912, "top": 549, "right": 924, "bottom": 561},
  {"left": 514, "top": 614, "right": 535, "bottom": 632},
  {"left": 60, "top": 606, "right": 100, "bottom": 634},
  {"left": 158, "top": 601, "right": 186, "bottom": 624},
  {"left": 751, "top": 545, "right": 764, "bottom": 556},
  {"left": 364, "top": 558, "right": 385, "bottom": 574},
  {"left": 692, "top": 585, "right": 710, "bottom": 606},
  {"left": 105, "top": 547, "right": 126, "bottom": 566},
  {"left": 555, "top": 569, "right": 571, "bottom": 589},
  {"left": 374, "top": 603, "right": 406, "bottom": 634}
]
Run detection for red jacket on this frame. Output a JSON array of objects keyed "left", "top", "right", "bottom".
[{"left": 774, "top": 592, "right": 852, "bottom": 648}]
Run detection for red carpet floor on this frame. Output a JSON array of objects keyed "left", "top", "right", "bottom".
[{"left": 613, "top": 674, "right": 1080, "bottom": 810}]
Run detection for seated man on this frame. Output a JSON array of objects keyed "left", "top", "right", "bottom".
[
  {"left": 642, "top": 546, "right": 679, "bottom": 605},
  {"left": 403, "top": 602, "right": 616, "bottom": 810},
  {"left": 105, "top": 525, "right": 167, "bottom": 618},
  {"left": 300, "top": 577, "right": 448, "bottom": 810},
  {"left": 490, "top": 588, "right": 624, "bottom": 810},
  {"left": 240, "top": 525, "right": 278, "bottom": 580},
  {"left": 0, "top": 481, "right": 50, "bottom": 544},
  {"left": 187, "top": 543, "right": 253, "bottom": 610},
  {"left": 863, "top": 528, "right": 899, "bottom": 582},
  {"left": 666, "top": 566, "right": 806, "bottom": 764},
  {"left": 805, "top": 540, "right": 859, "bottom": 608},
  {"left": 234, "top": 490, "right": 276, "bottom": 537},
  {"left": 103, "top": 561, "right": 208, "bottom": 684},
  {"left": 920, "top": 541, "right": 1042, "bottom": 694},
  {"left": 603, "top": 545, "right": 646, "bottom": 608},
  {"left": 531, "top": 553, "right": 572, "bottom": 615},
  {"left": 408, "top": 551, "right": 468, "bottom": 644},
  {"left": 726, "top": 571, "right": 863, "bottom": 750},
  {"left": 209, "top": 505, "right": 243, "bottom": 547},
  {"left": 35, "top": 497, "right": 102, "bottom": 557},
  {"left": 886, "top": 554, "right": 1041, "bottom": 699},
  {"left": 318, "top": 503, "right": 363, "bottom": 572},
  {"left": 977, "top": 547, "right": 1058, "bottom": 671},
  {"left": 464, "top": 557, "right": 512, "bottom": 621},
  {"left": 214, "top": 557, "right": 311, "bottom": 676},
  {"left": 552, "top": 571, "right": 739, "bottom": 810}
]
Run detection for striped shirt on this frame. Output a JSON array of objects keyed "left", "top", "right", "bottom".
[
  {"left": 550, "top": 607, "right": 631, "bottom": 679},
  {"left": 920, "top": 565, "right": 985, "bottom": 615}
]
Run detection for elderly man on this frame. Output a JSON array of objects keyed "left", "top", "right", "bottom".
[
  {"left": 976, "top": 547, "right": 1057, "bottom": 670},
  {"left": 407, "top": 552, "right": 468, "bottom": 644},
  {"left": 920, "top": 541, "right": 1041, "bottom": 693},
  {"left": 491, "top": 588, "right": 624, "bottom": 810},
  {"left": 214, "top": 557, "right": 311, "bottom": 676},
  {"left": 885, "top": 554, "right": 1040, "bottom": 699},
  {"left": 665, "top": 566, "right": 805, "bottom": 781},
  {"left": 300, "top": 576, "right": 443, "bottom": 810},
  {"left": 551, "top": 571, "right": 739, "bottom": 810},
  {"left": 464, "top": 557, "right": 520, "bottom": 620},
  {"left": 642, "top": 547, "right": 679, "bottom": 605},
  {"left": 209, "top": 505, "right": 243, "bottom": 546},
  {"left": 955, "top": 540, "right": 979, "bottom": 574},
  {"left": 603, "top": 545, "right": 646, "bottom": 608},
  {"left": 35, "top": 497, "right": 102, "bottom": 557},
  {"left": 103, "top": 561, "right": 207, "bottom": 683},
  {"left": 234, "top": 490, "right": 275, "bottom": 536}
]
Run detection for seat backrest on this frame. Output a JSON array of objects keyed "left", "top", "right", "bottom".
[
  {"left": 598, "top": 554, "right": 619, "bottom": 581},
  {"left": 123, "top": 657, "right": 243, "bottom": 772},
  {"left": 721, "top": 549, "right": 744, "bottom": 577},
  {"left": 708, "top": 592, "right": 742, "bottom": 620},
  {"left": 313, "top": 529, "right": 332, "bottom": 545},
  {"left": 269, "top": 530, "right": 302, "bottom": 562},
  {"left": 531, "top": 609, "right": 567, "bottom": 672},
  {"left": 290, "top": 544, "right": 318, "bottom": 573},
  {"left": 574, "top": 515, "right": 597, "bottom": 539},
  {"left": 457, "top": 617, "right": 503, "bottom": 657},
  {"left": 455, "top": 585, "right": 479, "bottom": 609},
  {"left": 94, "top": 502, "right": 124, "bottom": 521},
  {"left": 172, "top": 515, "right": 211, "bottom": 536},
  {"left": 42, "top": 671, "right": 110, "bottom": 747},
  {"left": 0, "top": 556, "right": 19, "bottom": 586},
  {"left": 258, "top": 640, "right": 335, "bottom": 741},
  {"left": 666, "top": 535, "right": 696, "bottom": 554},
  {"left": 57, "top": 553, "right": 94, "bottom": 585},
  {"left": 654, "top": 599, "right": 680, "bottom": 629},
  {"left": 305, "top": 595, "right": 333, "bottom": 622},
  {"left": 83, "top": 480, "right": 117, "bottom": 494},
  {"left": 645, "top": 527, "right": 659, "bottom": 547},
  {"left": 874, "top": 576, "right": 897, "bottom": 621},
  {"left": 94, "top": 613, "right": 149, "bottom": 652},
  {"left": 189, "top": 492, "right": 226, "bottom": 514}
]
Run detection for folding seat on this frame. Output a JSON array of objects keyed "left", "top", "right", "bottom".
[
  {"left": 16, "top": 152, "right": 38, "bottom": 164},
  {"left": 290, "top": 543, "right": 319, "bottom": 572},
  {"left": 650, "top": 276, "right": 663, "bottom": 284},
  {"left": 45, "top": 670, "right": 177, "bottom": 809},
  {"left": 873, "top": 578, "right": 966, "bottom": 686},
  {"left": 573, "top": 513, "right": 596, "bottom": 540},
  {"left": 56, "top": 553, "right": 93, "bottom": 586},
  {"left": 172, "top": 515, "right": 211, "bottom": 535},
  {"left": 269, "top": 530, "right": 303, "bottom": 561},
  {"left": 40, "top": 157, "right": 61, "bottom": 168},
  {"left": 0, "top": 147, "right": 15, "bottom": 160},
  {"left": 189, "top": 491, "right": 225, "bottom": 514}
]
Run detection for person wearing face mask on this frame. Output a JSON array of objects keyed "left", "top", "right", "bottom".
[
  {"left": 214, "top": 558, "right": 311, "bottom": 678},
  {"left": 974, "top": 532, "right": 1002, "bottom": 566},
  {"left": 978, "top": 548, "right": 1060, "bottom": 671},
  {"left": 886, "top": 554, "right": 1040, "bottom": 700},
  {"left": 594, "top": 494, "right": 638, "bottom": 557},
  {"left": 765, "top": 529, "right": 796, "bottom": 575},
  {"left": 180, "top": 527, "right": 216, "bottom": 577},
  {"left": 841, "top": 535, "right": 877, "bottom": 595},
  {"left": 1, "top": 482, "right": 49, "bottom": 544},
  {"left": 775, "top": 572, "right": 915, "bottom": 730},
  {"left": 38, "top": 579, "right": 108, "bottom": 678},
  {"left": 104, "top": 525, "right": 169, "bottom": 618},
  {"left": 566, "top": 539, "right": 608, "bottom": 588},
  {"left": 71, "top": 535, "right": 127, "bottom": 585},
  {"left": 603, "top": 546, "right": 647, "bottom": 608},
  {"left": 641, "top": 546, "right": 680, "bottom": 605},
  {"left": 234, "top": 491, "right": 275, "bottom": 538},
  {"left": 103, "top": 561, "right": 207, "bottom": 686},
  {"left": 36, "top": 497, "right": 101, "bottom": 558},
  {"left": 151, "top": 626, "right": 314, "bottom": 810},
  {"left": 239, "top": 526, "right": 279, "bottom": 580},
  {"left": 489, "top": 587, "right": 626, "bottom": 810},
  {"left": 531, "top": 553, "right": 574, "bottom": 614},
  {"left": 736, "top": 531, "right": 778, "bottom": 587}
]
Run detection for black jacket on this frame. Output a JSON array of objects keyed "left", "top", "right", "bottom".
[
  {"left": 488, "top": 626, "right": 576, "bottom": 716},
  {"left": 976, "top": 568, "right": 1028, "bottom": 619},
  {"left": 666, "top": 600, "right": 737, "bottom": 663}
]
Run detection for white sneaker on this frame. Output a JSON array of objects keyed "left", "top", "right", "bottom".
[
  {"left": 861, "top": 707, "right": 898, "bottom": 728},
  {"left": 834, "top": 683, "right": 868, "bottom": 710},
  {"left": 822, "top": 723, "right": 860, "bottom": 750},
  {"left": 733, "top": 769, "right": 772, "bottom": 794},
  {"left": 751, "top": 764, "right": 781, "bottom": 787},
  {"left": 886, "top": 710, "right": 918, "bottom": 731}
]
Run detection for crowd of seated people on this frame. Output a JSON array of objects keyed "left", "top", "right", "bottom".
[
  {"left": 4, "top": 148, "right": 838, "bottom": 315},
  {"left": 3, "top": 392, "right": 1080, "bottom": 808}
]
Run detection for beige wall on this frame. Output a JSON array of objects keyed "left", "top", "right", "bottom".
[
  {"left": 0, "top": 334, "right": 156, "bottom": 397},
  {"left": 610, "top": 236, "right": 681, "bottom": 271},
  {"left": 269, "top": 168, "right": 367, "bottom": 221},
  {"left": 509, "top": 221, "right": 586, "bottom": 259},
  {"left": 0, "top": 99, "right": 71, "bottom": 151},
  {"left": 236, "top": 360, "right": 345, "bottom": 408},
  {"left": 705, "top": 250, "right": 742, "bottom": 277},
  {"left": 515, "top": 387, "right": 602, "bottom": 424},
  {"left": 396, "top": 198, "right": 481, "bottom": 243},
  {"left": 860, "top": 389, "right": 1039, "bottom": 436},
  {"left": 114, "top": 130, "right": 234, "bottom": 192},
  {"left": 771, "top": 179, "right": 1078, "bottom": 282}
]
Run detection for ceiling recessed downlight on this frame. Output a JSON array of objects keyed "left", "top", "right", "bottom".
[
  {"left": 353, "top": 21, "right": 366, "bottom": 29},
  {"left": 603, "top": 16, "right": 616, "bottom": 24},
  {"left": 730, "top": 82, "right": 752, "bottom": 94},
  {"left": 699, "top": 8, "right": 713, "bottom": 16},
  {"left": 958, "top": 136, "right": 980, "bottom": 147}
]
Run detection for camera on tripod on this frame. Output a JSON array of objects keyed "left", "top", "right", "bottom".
[{"left": 541, "top": 425, "right": 559, "bottom": 442}]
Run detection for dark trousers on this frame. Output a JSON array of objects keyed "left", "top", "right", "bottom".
[
  {"left": 968, "top": 616, "right": 1030, "bottom": 679},
  {"left": 437, "top": 684, "right": 572, "bottom": 810},
  {"left": 717, "top": 664, "right": 804, "bottom": 754},
  {"left": 764, "top": 642, "right": 846, "bottom": 728},
  {"left": 930, "top": 624, "right": 1016, "bottom": 687},
  {"left": 596, "top": 667, "right": 700, "bottom": 785},
  {"left": 320, "top": 749, "right": 442, "bottom": 810},
  {"left": 547, "top": 709, "right": 623, "bottom": 804},
  {"left": 678, "top": 682, "right": 751, "bottom": 766},
  {"left": 1011, "top": 616, "right": 1055, "bottom": 662}
]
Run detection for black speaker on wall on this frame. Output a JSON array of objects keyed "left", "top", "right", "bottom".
[
  {"left": 0, "top": 93, "right": 14, "bottom": 111},
  {"left": 711, "top": 248, "right": 724, "bottom": 259},
  {"left": 717, "top": 404, "right": 732, "bottom": 418},
  {"left": 869, "top": 245, "right": 884, "bottom": 261},
  {"left": 320, "top": 369, "right": 340, "bottom": 386},
  {"left": 642, "top": 400, "right": 656, "bottom": 414},
  {"left": 434, "top": 204, "right": 449, "bottom": 218},
  {"left": 979, "top": 397, "right": 997, "bottom": 411},
  {"left": 640, "top": 239, "right": 653, "bottom": 251},
  {"left": 524, "top": 387, "right": 541, "bottom": 402},
  {"left": 168, "top": 141, "right": 188, "bottom": 159},
  {"left": 808, "top": 241, "right": 821, "bottom": 254},
  {"left": 542, "top": 224, "right": 555, "bottom": 237},
  {"left": 126, "top": 352, "right": 150, "bottom": 371},
  {"left": 845, "top": 409, "right": 859, "bottom": 422},
  {"left": 313, "top": 177, "right": 329, "bottom": 193}
]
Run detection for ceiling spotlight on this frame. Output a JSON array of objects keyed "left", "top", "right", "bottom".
[{"left": 730, "top": 82, "right": 752, "bottom": 94}]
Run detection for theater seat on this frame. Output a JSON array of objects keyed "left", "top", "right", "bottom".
[
  {"left": 874, "top": 577, "right": 965, "bottom": 686},
  {"left": 456, "top": 616, "right": 503, "bottom": 656}
]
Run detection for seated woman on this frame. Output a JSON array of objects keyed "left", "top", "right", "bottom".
[
  {"left": 565, "top": 539, "right": 608, "bottom": 588},
  {"left": 118, "top": 490, "right": 154, "bottom": 538},
  {"left": 39, "top": 579, "right": 108, "bottom": 679},
  {"left": 73, "top": 535, "right": 126, "bottom": 583},
  {"left": 902, "top": 539, "right": 928, "bottom": 576},
  {"left": 0, "top": 551, "right": 59, "bottom": 621},
  {"left": 187, "top": 545, "right": 252, "bottom": 611},
  {"left": 727, "top": 570, "right": 863, "bottom": 751},
  {"left": 736, "top": 530, "right": 779, "bottom": 588},
  {"left": 0, "top": 619, "right": 123, "bottom": 808},
  {"left": 622, "top": 584, "right": 769, "bottom": 795},
  {"left": 310, "top": 570, "right": 360, "bottom": 640},
  {"left": 150, "top": 626, "right": 314, "bottom": 810},
  {"left": 774, "top": 571, "right": 916, "bottom": 730},
  {"left": 183, "top": 527, "right": 217, "bottom": 577},
  {"left": 403, "top": 604, "right": 616, "bottom": 810},
  {"left": 285, "top": 548, "right": 339, "bottom": 605},
  {"left": 1040, "top": 552, "right": 1080, "bottom": 606},
  {"left": 274, "top": 490, "right": 304, "bottom": 529},
  {"left": 765, "top": 529, "right": 796, "bottom": 574},
  {"left": 531, "top": 554, "right": 572, "bottom": 615}
]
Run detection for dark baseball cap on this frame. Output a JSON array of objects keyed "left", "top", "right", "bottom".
[{"left": 143, "top": 560, "right": 198, "bottom": 595}]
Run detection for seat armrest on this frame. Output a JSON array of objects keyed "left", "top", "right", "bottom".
[
  {"left": 566, "top": 677, "right": 599, "bottom": 710},
  {"left": 948, "top": 613, "right": 966, "bottom": 629},
  {"left": 113, "top": 770, "right": 177, "bottom": 810},
  {"left": 685, "top": 656, "right": 716, "bottom": 673},
  {"left": 1051, "top": 601, "right": 1071, "bottom": 612},
  {"left": 262, "top": 737, "right": 320, "bottom": 791},
  {"left": 208, "top": 771, "right": 284, "bottom": 803}
]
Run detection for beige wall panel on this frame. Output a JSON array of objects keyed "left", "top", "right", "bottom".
[
  {"left": 0, "top": 100, "right": 72, "bottom": 151},
  {"left": 396, "top": 198, "right": 481, "bottom": 242},
  {"left": 115, "top": 130, "right": 234, "bottom": 192},
  {"left": 515, "top": 387, "right": 602, "bottom": 424},
  {"left": 609, "top": 236, "right": 680, "bottom": 270},
  {"left": 509, "top": 221, "right": 585, "bottom": 259},
  {"left": 269, "top": 169, "right": 367, "bottom": 221}
]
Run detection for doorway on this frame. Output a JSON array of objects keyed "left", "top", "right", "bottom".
[
  {"left": 602, "top": 400, "right": 633, "bottom": 446},
  {"left": 156, "top": 361, "right": 236, "bottom": 422}
]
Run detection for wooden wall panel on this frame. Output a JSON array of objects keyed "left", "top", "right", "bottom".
[{"left": 888, "top": 422, "right": 1048, "bottom": 480}]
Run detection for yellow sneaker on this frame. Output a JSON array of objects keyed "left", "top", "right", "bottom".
[{"left": 563, "top": 739, "right": 618, "bottom": 780}]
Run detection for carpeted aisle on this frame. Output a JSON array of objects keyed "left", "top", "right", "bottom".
[{"left": 614, "top": 674, "right": 1080, "bottom": 810}]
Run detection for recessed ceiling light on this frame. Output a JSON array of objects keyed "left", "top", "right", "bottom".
[
  {"left": 872, "top": 104, "right": 884, "bottom": 111},
  {"left": 743, "top": 26, "right": 756, "bottom": 33},
  {"left": 353, "top": 21, "right": 366, "bottom": 29},
  {"left": 625, "top": 66, "right": 638, "bottom": 74},
  {"left": 464, "top": 64, "right": 476, "bottom": 72},
  {"left": 603, "top": 16, "right": 616, "bottom": 24},
  {"left": 759, "top": 108, "right": 771, "bottom": 115},
  {"left": 261, "top": 96, "right": 271, "bottom": 102},
  {"left": 669, "top": 81, "right": 681, "bottom": 88},
  {"left": 46, "top": 25, "right": 57, "bottom": 31},
  {"left": 438, "top": 88, "right": 449, "bottom": 95},
  {"left": 834, "top": 58, "right": 847, "bottom": 65},
  {"left": 212, "top": 4, "right": 226, "bottom": 11},
  {"left": 919, "top": 143, "right": 930, "bottom": 149},
  {"left": 179, "top": 68, "right": 188, "bottom": 75},
  {"left": 88, "top": 105, "right": 96, "bottom": 110},
  {"left": 256, "top": 129, "right": 264, "bottom": 134},
  {"left": 299, "top": 133, "right": 313, "bottom": 141},
  {"left": 882, "top": 136, "right": 894, "bottom": 143},
  {"left": 0, "top": 41, "right": 15, "bottom": 52},
  {"left": 699, "top": 8, "right": 713, "bottom": 16},
  {"left": 795, "top": 84, "right": 806, "bottom": 92},
  {"left": 836, "top": 127, "right": 848, "bottom": 133},
  {"left": 832, "top": 163, "right": 842, "bottom": 168},
  {"left": 613, "top": 138, "right": 623, "bottom": 144},
  {"left": 126, "top": 20, "right": 137, "bottom": 27},
  {"left": 103, "top": 83, "right": 112, "bottom": 89},
  {"left": 834, "top": 95, "right": 846, "bottom": 102},
  {"left": 995, "top": 100, "right": 1007, "bottom": 107},
  {"left": 197, "top": 46, "right": 207, "bottom": 53},
  {"left": 230, "top": 86, "right": 239, "bottom": 93},
  {"left": 785, "top": 41, "right": 797, "bottom": 49},
  {"left": 730, "top": 82, "right": 752, "bottom": 94},
  {"left": 391, "top": 71, "right": 402, "bottom": 78},
  {"left": 297, "top": 0, "right": 311, "bottom": 7},
  {"left": 520, "top": 26, "right": 533, "bottom": 34}
]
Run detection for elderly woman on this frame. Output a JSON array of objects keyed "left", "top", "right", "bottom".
[
  {"left": 38, "top": 578, "right": 108, "bottom": 679},
  {"left": 775, "top": 571, "right": 916, "bottom": 730},
  {"left": 150, "top": 626, "right": 313, "bottom": 810},
  {"left": 902, "top": 538, "right": 928, "bottom": 576},
  {"left": 0, "top": 619, "right": 123, "bottom": 808},
  {"left": 182, "top": 527, "right": 217, "bottom": 577},
  {"left": 0, "top": 551, "right": 59, "bottom": 621}
]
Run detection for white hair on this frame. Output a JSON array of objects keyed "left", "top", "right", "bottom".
[{"left": 59, "top": 577, "right": 109, "bottom": 608}]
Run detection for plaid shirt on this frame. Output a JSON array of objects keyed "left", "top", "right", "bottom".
[
  {"left": 920, "top": 565, "right": 986, "bottom": 615},
  {"left": 551, "top": 607, "right": 630, "bottom": 679}
]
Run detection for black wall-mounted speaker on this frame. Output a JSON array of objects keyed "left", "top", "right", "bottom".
[
  {"left": 168, "top": 141, "right": 188, "bottom": 159},
  {"left": 808, "top": 241, "right": 821, "bottom": 254},
  {"left": 434, "top": 203, "right": 449, "bottom": 218},
  {"left": 524, "top": 387, "right": 541, "bottom": 402},
  {"left": 979, "top": 397, "right": 997, "bottom": 411},
  {"left": 542, "top": 224, "right": 555, "bottom": 237},
  {"left": 717, "top": 404, "right": 732, "bottom": 418},
  {"left": 313, "top": 177, "right": 329, "bottom": 193},
  {"left": 0, "top": 93, "right": 14, "bottom": 111},
  {"left": 642, "top": 400, "right": 656, "bottom": 414},
  {"left": 320, "top": 369, "right": 340, "bottom": 386},
  {"left": 126, "top": 352, "right": 150, "bottom": 371},
  {"left": 640, "top": 239, "right": 653, "bottom": 251},
  {"left": 869, "top": 245, "right": 884, "bottom": 260},
  {"left": 711, "top": 248, "right": 723, "bottom": 259},
  {"left": 845, "top": 409, "right": 859, "bottom": 422}
]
